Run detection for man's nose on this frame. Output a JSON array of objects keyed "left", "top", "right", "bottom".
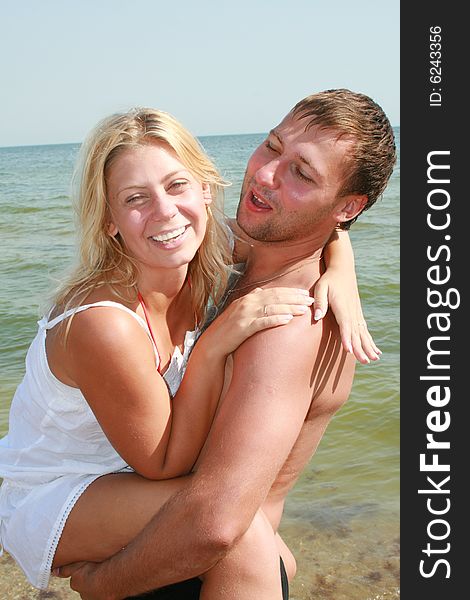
[{"left": 254, "top": 160, "right": 280, "bottom": 189}]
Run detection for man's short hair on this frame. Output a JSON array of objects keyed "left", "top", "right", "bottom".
[{"left": 291, "top": 89, "right": 396, "bottom": 229}]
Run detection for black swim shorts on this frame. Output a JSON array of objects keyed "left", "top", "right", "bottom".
[{"left": 127, "top": 556, "right": 289, "bottom": 599}]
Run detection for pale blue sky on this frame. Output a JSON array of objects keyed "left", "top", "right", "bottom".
[{"left": 1, "top": 0, "right": 399, "bottom": 147}]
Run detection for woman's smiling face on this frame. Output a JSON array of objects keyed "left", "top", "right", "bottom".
[{"left": 106, "top": 142, "right": 212, "bottom": 273}]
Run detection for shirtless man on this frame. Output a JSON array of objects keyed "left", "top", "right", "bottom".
[{"left": 58, "top": 88, "right": 396, "bottom": 599}]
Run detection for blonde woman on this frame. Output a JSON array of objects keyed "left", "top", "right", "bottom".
[{"left": 0, "top": 108, "right": 375, "bottom": 599}]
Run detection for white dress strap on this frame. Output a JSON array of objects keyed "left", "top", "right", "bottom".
[{"left": 39, "top": 301, "right": 160, "bottom": 367}]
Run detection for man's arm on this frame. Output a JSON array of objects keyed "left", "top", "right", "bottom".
[{"left": 63, "top": 313, "right": 353, "bottom": 599}]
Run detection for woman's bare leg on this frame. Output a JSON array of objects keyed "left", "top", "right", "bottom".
[
  {"left": 54, "top": 472, "right": 189, "bottom": 567},
  {"left": 200, "top": 509, "right": 283, "bottom": 600},
  {"left": 55, "top": 473, "right": 285, "bottom": 599}
]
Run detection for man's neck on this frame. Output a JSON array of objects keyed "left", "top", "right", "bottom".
[
  {"left": 228, "top": 244, "right": 324, "bottom": 302},
  {"left": 244, "top": 234, "right": 326, "bottom": 280}
]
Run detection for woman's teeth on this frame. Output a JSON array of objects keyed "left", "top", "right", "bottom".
[{"left": 151, "top": 226, "right": 186, "bottom": 242}]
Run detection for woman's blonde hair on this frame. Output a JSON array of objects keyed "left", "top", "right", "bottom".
[{"left": 54, "top": 108, "right": 231, "bottom": 324}]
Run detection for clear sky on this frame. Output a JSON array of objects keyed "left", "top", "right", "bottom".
[{"left": 1, "top": 0, "right": 399, "bottom": 147}]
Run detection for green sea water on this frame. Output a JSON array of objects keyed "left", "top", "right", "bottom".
[{"left": 0, "top": 131, "right": 400, "bottom": 599}]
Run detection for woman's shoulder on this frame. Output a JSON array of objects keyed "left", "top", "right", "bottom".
[
  {"left": 77, "top": 283, "right": 136, "bottom": 305},
  {"left": 63, "top": 300, "right": 156, "bottom": 369},
  {"left": 51, "top": 285, "right": 146, "bottom": 340},
  {"left": 51, "top": 284, "right": 134, "bottom": 316}
]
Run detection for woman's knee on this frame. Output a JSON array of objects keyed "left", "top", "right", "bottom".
[
  {"left": 239, "top": 510, "right": 276, "bottom": 547},
  {"left": 200, "top": 510, "right": 282, "bottom": 592},
  {"left": 224, "top": 509, "right": 280, "bottom": 575}
]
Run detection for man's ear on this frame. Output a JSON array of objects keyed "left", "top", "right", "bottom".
[
  {"left": 334, "top": 194, "right": 368, "bottom": 224},
  {"left": 202, "top": 183, "right": 213, "bottom": 206}
]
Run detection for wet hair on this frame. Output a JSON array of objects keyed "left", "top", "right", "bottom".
[
  {"left": 291, "top": 88, "right": 396, "bottom": 229},
  {"left": 54, "top": 108, "right": 231, "bottom": 324}
]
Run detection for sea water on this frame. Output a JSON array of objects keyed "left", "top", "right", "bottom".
[{"left": 0, "top": 131, "right": 400, "bottom": 599}]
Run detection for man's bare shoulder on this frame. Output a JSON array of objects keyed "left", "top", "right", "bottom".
[
  {"left": 232, "top": 305, "right": 355, "bottom": 415},
  {"left": 234, "top": 303, "right": 344, "bottom": 367}
]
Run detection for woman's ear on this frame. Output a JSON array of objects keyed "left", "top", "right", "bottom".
[
  {"left": 334, "top": 194, "right": 368, "bottom": 224},
  {"left": 202, "top": 183, "right": 213, "bottom": 206},
  {"left": 108, "top": 222, "right": 119, "bottom": 237}
]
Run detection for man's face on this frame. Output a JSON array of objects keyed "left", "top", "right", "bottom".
[{"left": 236, "top": 114, "right": 355, "bottom": 243}]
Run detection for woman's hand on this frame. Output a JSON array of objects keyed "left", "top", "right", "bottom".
[
  {"left": 313, "top": 271, "right": 381, "bottom": 364},
  {"left": 207, "top": 287, "right": 314, "bottom": 357},
  {"left": 315, "top": 229, "right": 381, "bottom": 364},
  {"left": 54, "top": 561, "right": 110, "bottom": 600}
]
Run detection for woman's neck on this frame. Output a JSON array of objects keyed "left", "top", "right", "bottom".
[{"left": 136, "top": 265, "right": 190, "bottom": 315}]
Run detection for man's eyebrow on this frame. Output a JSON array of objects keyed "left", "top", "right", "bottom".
[
  {"left": 268, "top": 129, "right": 282, "bottom": 143},
  {"left": 269, "top": 128, "right": 323, "bottom": 182},
  {"left": 269, "top": 128, "right": 324, "bottom": 181},
  {"left": 295, "top": 153, "right": 323, "bottom": 183}
]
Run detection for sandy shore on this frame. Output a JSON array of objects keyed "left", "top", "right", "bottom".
[
  {"left": 0, "top": 553, "right": 75, "bottom": 599},
  {"left": 1, "top": 527, "right": 400, "bottom": 600}
]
